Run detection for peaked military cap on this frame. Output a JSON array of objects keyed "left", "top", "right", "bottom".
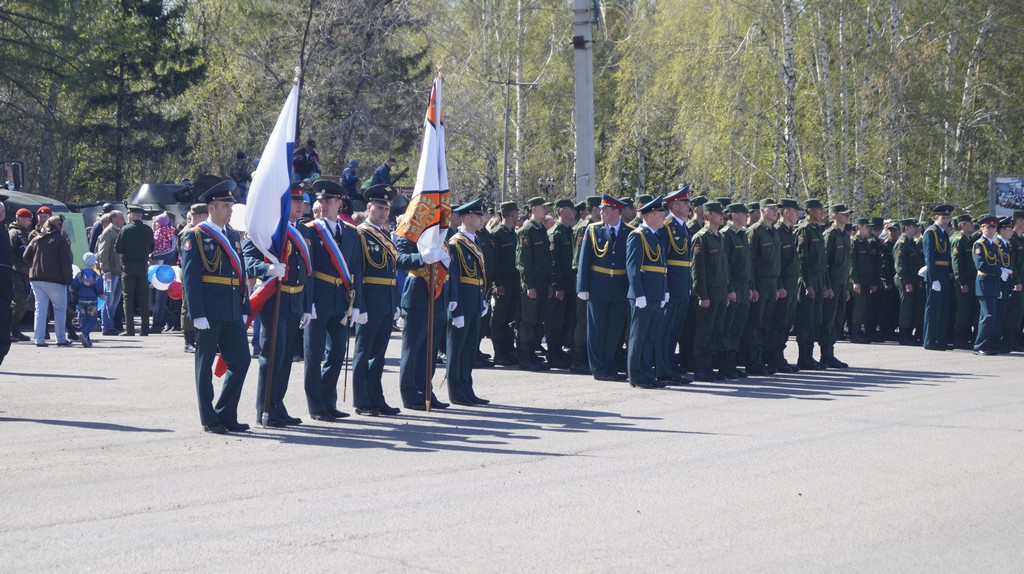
[
  {"left": 855, "top": 217, "right": 871, "bottom": 226},
  {"left": 312, "top": 179, "right": 345, "bottom": 199},
  {"left": 871, "top": 217, "right": 885, "bottom": 227},
  {"left": 1013, "top": 210, "right": 1024, "bottom": 220},
  {"left": 761, "top": 198, "right": 779, "bottom": 208},
  {"left": 830, "top": 203, "right": 853, "bottom": 214},
  {"left": 932, "top": 204, "right": 954, "bottom": 216},
  {"left": 638, "top": 196, "right": 665, "bottom": 214},
  {"left": 955, "top": 214, "right": 973, "bottom": 223},
  {"left": 617, "top": 197, "right": 635, "bottom": 207},
  {"left": 125, "top": 204, "right": 144, "bottom": 213},
  {"left": 804, "top": 198, "right": 824, "bottom": 210},
  {"left": 714, "top": 196, "right": 732, "bottom": 208},
  {"left": 690, "top": 196, "right": 709, "bottom": 208},
  {"left": 554, "top": 198, "right": 575, "bottom": 210},
  {"left": 704, "top": 202, "right": 725, "bottom": 214},
  {"left": 635, "top": 194, "right": 654, "bottom": 206},
  {"left": 574, "top": 200, "right": 586, "bottom": 211},
  {"left": 726, "top": 203, "right": 749, "bottom": 215},
  {"left": 193, "top": 174, "right": 237, "bottom": 204},
  {"left": 500, "top": 201, "right": 519, "bottom": 214},
  {"left": 453, "top": 197, "right": 486, "bottom": 215},
  {"left": 778, "top": 198, "right": 800, "bottom": 210},
  {"left": 901, "top": 218, "right": 918, "bottom": 228},
  {"left": 599, "top": 194, "right": 626, "bottom": 209},
  {"left": 664, "top": 186, "right": 690, "bottom": 204},
  {"left": 978, "top": 214, "right": 999, "bottom": 227},
  {"left": 288, "top": 180, "right": 307, "bottom": 201},
  {"left": 526, "top": 196, "right": 552, "bottom": 208},
  {"left": 746, "top": 202, "right": 760, "bottom": 211},
  {"left": 364, "top": 184, "right": 396, "bottom": 205},
  {"left": 999, "top": 216, "right": 1013, "bottom": 228},
  {"left": 585, "top": 195, "right": 602, "bottom": 209},
  {"left": 189, "top": 203, "right": 208, "bottom": 215}
]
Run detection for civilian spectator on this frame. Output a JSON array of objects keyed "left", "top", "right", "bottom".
[
  {"left": 341, "top": 160, "right": 361, "bottom": 200},
  {"left": 230, "top": 150, "right": 253, "bottom": 202},
  {"left": 292, "top": 139, "right": 321, "bottom": 181},
  {"left": 89, "top": 203, "right": 116, "bottom": 253},
  {"left": 150, "top": 212, "right": 178, "bottom": 332},
  {"left": 370, "top": 157, "right": 397, "bottom": 187},
  {"left": 23, "top": 215, "right": 73, "bottom": 347},
  {"left": 339, "top": 197, "right": 357, "bottom": 226},
  {"left": 97, "top": 210, "right": 125, "bottom": 335},
  {"left": 71, "top": 252, "right": 105, "bottom": 347}
]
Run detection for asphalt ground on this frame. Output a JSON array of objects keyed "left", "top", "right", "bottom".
[{"left": 1, "top": 329, "right": 1022, "bottom": 573}]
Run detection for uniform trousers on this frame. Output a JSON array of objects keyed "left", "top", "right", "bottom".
[
  {"left": 195, "top": 319, "right": 249, "bottom": 426},
  {"left": 352, "top": 312, "right": 392, "bottom": 410},
  {"left": 627, "top": 300, "right": 661, "bottom": 384},
  {"left": 587, "top": 299, "right": 629, "bottom": 377},
  {"left": 304, "top": 311, "right": 350, "bottom": 416},
  {"left": 446, "top": 310, "right": 480, "bottom": 402},
  {"left": 256, "top": 306, "right": 300, "bottom": 421}
]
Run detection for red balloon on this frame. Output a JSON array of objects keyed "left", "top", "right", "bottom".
[{"left": 167, "top": 280, "right": 183, "bottom": 301}]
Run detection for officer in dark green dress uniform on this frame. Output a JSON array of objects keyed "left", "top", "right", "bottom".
[
  {"left": 744, "top": 198, "right": 781, "bottom": 375},
  {"left": 767, "top": 198, "right": 800, "bottom": 373},
  {"left": 516, "top": 197, "right": 553, "bottom": 371},
  {"left": 972, "top": 216, "right": 1002, "bottom": 354},
  {"left": 243, "top": 182, "right": 314, "bottom": 427},
  {"left": 950, "top": 214, "right": 978, "bottom": 349},
  {"left": 894, "top": 219, "right": 925, "bottom": 345},
  {"left": 489, "top": 202, "right": 520, "bottom": 365},
  {"left": 546, "top": 198, "right": 577, "bottom": 369},
  {"left": 691, "top": 201, "right": 729, "bottom": 382},
  {"left": 657, "top": 186, "right": 692, "bottom": 384},
  {"left": 678, "top": 195, "right": 708, "bottom": 373},
  {"left": 181, "top": 176, "right": 251, "bottom": 434},
  {"left": 626, "top": 196, "right": 669, "bottom": 388},
  {"left": 879, "top": 221, "right": 901, "bottom": 340},
  {"left": 474, "top": 208, "right": 496, "bottom": 367},
  {"left": 349, "top": 185, "right": 401, "bottom": 416},
  {"left": 570, "top": 195, "right": 602, "bottom": 374},
  {"left": 446, "top": 198, "right": 491, "bottom": 405},
  {"left": 993, "top": 218, "right": 1015, "bottom": 352},
  {"left": 820, "top": 204, "right": 852, "bottom": 368},
  {"left": 1003, "top": 211, "right": 1024, "bottom": 351},
  {"left": 794, "top": 198, "right": 828, "bottom": 370},
  {"left": 922, "top": 205, "right": 954, "bottom": 350},
  {"left": 720, "top": 203, "right": 752, "bottom": 379},
  {"left": 850, "top": 218, "right": 879, "bottom": 343},
  {"left": 115, "top": 204, "right": 154, "bottom": 336},
  {"left": 577, "top": 194, "right": 633, "bottom": 380}
]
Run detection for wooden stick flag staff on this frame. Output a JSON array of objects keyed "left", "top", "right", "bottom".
[{"left": 396, "top": 73, "right": 452, "bottom": 412}]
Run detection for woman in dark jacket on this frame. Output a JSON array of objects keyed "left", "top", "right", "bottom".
[{"left": 23, "top": 215, "right": 73, "bottom": 347}]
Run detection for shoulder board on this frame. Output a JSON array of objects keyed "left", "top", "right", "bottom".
[
  {"left": 622, "top": 222, "right": 636, "bottom": 231},
  {"left": 343, "top": 222, "right": 359, "bottom": 232}
]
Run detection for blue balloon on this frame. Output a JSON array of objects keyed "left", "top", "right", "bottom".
[
  {"left": 155, "top": 264, "right": 175, "bottom": 284},
  {"left": 147, "top": 265, "right": 161, "bottom": 283}
]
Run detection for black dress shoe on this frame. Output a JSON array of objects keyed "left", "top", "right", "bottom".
[
  {"left": 203, "top": 423, "right": 228, "bottom": 434},
  {"left": 354, "top": 407, "right": 380, "bottom": 416},
  {"left": 630, "top": 381, "right": 655, "bottom": 389},
  {"left": 973, "top": 350, "right": 995, "bottom": 356},
  {"left": 56, "top": 340, "right": 73, "bottom": 347},
  {"left": 430, "top": 399, "right": 450, "bottom": 409},
  {"left": 120, "top": 331, "right": 135, "bottom": 336},
  {"left": 570, "top": 365, "right": 592, "bottom": 375},
  {"left": 379, "top": 405, "right": 401, "bottom": 415},
  {"left": 264, "top": 418, "right": 287, "bottom": 428},
  {"left": 328, "top": 408, "right": 350, "bottom": 419},
  {"left": 35, "top": 342, "right": 47, "bottom": 348},
  {"left": 283, "top": 415, "right": 303, "bottom": 425},
  {"left": 310, "top": 413, "right": 337, "bottom": 422},
  {"left": 224, "top": 422, "right": 250, "bottom": 432},
  {"left": 404, "top": 403, "right": 428, "bottom": 411},
  {"left": 450, "top": 399, "right": 476, "bottom": 407},
  {"left": 101, "top": 330, "right": 119, "bottom": 336},
  {"left": 470, "top": 396, "right": 490, "bottom": 405},
  {"left": 593, "top": 373, "right": 620, "bottom": 381}
]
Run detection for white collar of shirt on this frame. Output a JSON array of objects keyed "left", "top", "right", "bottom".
[
  {"left": 997, "top": 236, "right": 1009, "bottom": 246},
  {"left": 671, "top": 214, "right": 687, "bottom": 226},
  {"left": 206, "top": 222, "right": 223, "bottom": 234},
  {"left": 459, "top": 229, "right": 477, "bottom": 242},
  {"left": 608, "top": 221, "right": 621, "bottom": 234},
  {"left": 641, "top": 223, "right": 653, "bottom": 233}
]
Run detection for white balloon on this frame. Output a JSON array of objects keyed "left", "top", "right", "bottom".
[
  {"left": 172, "top": 265, "right": 182, "bottom": 279},
  {"left": 151, "top": 276, "right": 171, "bottom": 291},
  {"left": 230, "top": 203, "right": 247, "bottom": 231}
]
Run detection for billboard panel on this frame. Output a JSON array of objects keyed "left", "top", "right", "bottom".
[{"left": 992, "top": 175, "right": 1024, "bottom": 216}]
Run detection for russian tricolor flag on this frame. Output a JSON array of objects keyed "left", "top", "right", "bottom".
[{"left": 244, "top": 83, "right": 299, "bottom": 264}]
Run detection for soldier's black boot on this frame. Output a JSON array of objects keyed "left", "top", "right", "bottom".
[
  {"left": 693, "top": 357, "right": 713, "bottom": 382},
  {"left": 825, "top": 345, "right": 849, "bottom": 368},
  {"left": 711, "top": 352, "right": 728, "bottom": 381},
  {"left": 746, "top": 348, "right": 769, "bottom": 376},
  {"left": 850, "top": 325, "right": 870, "bottom": 344},
  {"left": 731, "top": 351, "right": 747, "bottom": 378},
  {"left": 761, "top": 348, "right": 778, "bottom": 375},
  {"left": 776, "top": 346, "right": 798, "bottom": 373},
  {"left": 797, "top": 343, "right": 823, "bottom": 371},
  {"left": 898, "top": 330, "right": 914, "bottom": 346}
]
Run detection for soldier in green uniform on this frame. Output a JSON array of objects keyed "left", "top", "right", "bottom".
[
  {"left": 690, "top": 202, "right": 729, "bottom": 382},
  {"left": 849, "top": 218, "right": 880, "bottom": 344},
  {"left": 115, "top": 205, "right": 154, "bottom": 336},
  {"left": 865, "top": 217, "right": 886, "bottom": 341},
  {"left": 489, "top": 202, "right": 521, "bottom": 365},
  {"left": 620, "top": 197, "right": 637, "bottom": 229},
  {"left": 474, "top": 207, "right": 496, "bottom": 367},
  {"left": 8, "top": 208, "right": 33, "bottom": 341},
  {"left": 746, "top": 202, "right": 761, "bottom": 227},
  {"left": 744, "top": 198, "right": 781, "bottom": 375},
  {"left": 950, "top": 214, "right": 978, "bottom": 349},
  {"left": 629, "top": 194, "right": 652, "bottom": 228},
  {"left": 879, "top": 221, "right": 901, "bottom": 340},
  {"left": 767, "top": 198, "right": 801, "bottom": 373},
  {"left": 546, "top": 199, "right": 577, "bottom": 369},
  {"left": 720, "top": 203, "right": 752, "bottom": 379},
  {"left": 794, "top": 198, "right": 828, "bottom": 370},
  {"left": 516, "top": 197, "right": 553, "bottom": 370},
  {"left": 678, "top": 195, "right": 708, "bottom": 373},
  {"left": 894, "top": 219, "right": 925, "bottom": 345},
  {"left": 570, "top": 195, "right": 602, "bottom": 374},
  {"left": 1004, "top": 211, "right": 1024, "bottom": 351},
  {"left": 821, "top": 204, "right": 853, "bottom": 368}
]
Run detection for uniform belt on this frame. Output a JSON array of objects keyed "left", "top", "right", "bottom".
[
  {"left": 667, "top": 260, "right": 692, "bottom": 267},
  {"left": 459, "top": 277, "right": 483, "bottom": 286},
  {"left": 313, "top": 271, "right": 345, "bottom": 286},
  {"left": 364, "top": 276, "right": 397, "bottom": 286},
  {"left": 201, "top": 275, "right": 239, "bottom": 286},
  {"left": 978, "top": 271, "right": 996, "bottom": 277},
  {"left": 640, "top": 265, "right": 667, "bottom": 274},
  {"left": 591, "top": 265, "right": 625, "bottom": 276},
  {"left": 280, "top": 283, "right": 304, "bottom": 294},
  {"left": 934, "top": 261, "right": 950, "bottom": 266}
]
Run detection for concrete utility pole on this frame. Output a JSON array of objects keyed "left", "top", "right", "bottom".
[{"left": 572, "top": 0, "right": 597, "bottom": 201}]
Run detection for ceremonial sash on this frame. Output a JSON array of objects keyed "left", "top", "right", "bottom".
[
  {"left": 452, "top": 233, "right": 486, "bottom": 289},
  {"left": 196, "top": 222, "right": 244, "bottom": 289},
  {"left": 308, "top": 219, "right": 352, "bottom": 289},
  {"left": 358, "top": 223, "right": 398, "bottom": 263},
  {"left": 284, "top": 224, "right": 312, "bottom": 277}
]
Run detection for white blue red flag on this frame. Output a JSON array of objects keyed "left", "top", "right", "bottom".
[
  {"left": 244, "top": 83, "right": 299, "bottom": 264},
  {"left": 396, "top": 78, "right": 452, "bottom": 296}
]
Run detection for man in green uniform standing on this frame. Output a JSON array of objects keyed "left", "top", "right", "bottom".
[
  {"left": 821, "top": 204, "right": 853, "bottom": 368},
  {"left": 570, "top": 195, "right": 601, "bottom": 374},
  {"left": 894, "top": 220, "right": 925, "bottom": 345},
  {"left": 794, "top": 199, "right": 828, "bottom": 370},
  {"left": 516, "top": 197, "right": 553, "bottom": 370},
  {"left": 115, "top": 205, "right": 154, "bottom": 336},
  {"left": 678, "top": 195, "right": 709, "bottom": 373},
  {"left": 691, "top": 202, "right": 729, "bottom": 382},
  {"left": 879, "top": 222, "right": 901, "bottom": 340},
  {"left": 546, "top": 199, "right": 577, "bottom": 369},
  {"left": 768, "top": 198, "right": 801, "bottom": 373},
  {"left": 8, "top": 208, "right": 32, "bottom": 341},
  {"left": 720, "top": 203, "right": 753, "bottom": 379},
  {"left": 1004, "top": 211, "right": 1024, "bottom": 351},
  {"left": 744, "top": 198, "right": 781, "bottom": 375},
  {"left": 849, "top": 218, "right": 880, "bottom": 344},
  {"left": 950, "top": 214, "right": 978, "bottom": 349},
  {"left": 489, "top": 202, "right": 520, "bottom": 365}
]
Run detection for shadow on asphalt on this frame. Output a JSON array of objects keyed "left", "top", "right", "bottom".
[
  {"left": 0, "top": 416, "right": 173, "bottom": 433},
  {"left": 0, "top": 371, "right": 116, "bottom": 381},
  {"left": 237, "top": 403, "right": 722, "bottom": 454},
  {"left": 673, "top": 367, "right": 974, "bottom": 400}
]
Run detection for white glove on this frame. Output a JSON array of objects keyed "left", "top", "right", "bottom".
[
  {"left": 242, "top": 315, "right": 248, "bottom": 324},
  {"left": 299, "top": 313, "right": 312, "bottom": 329},
  {"left": 635, "top": 296, "right": 647, "bottom": 309},
  {"left": 448, "top": 301, "right": 457, "bottom": 312},
  {"left": 352, "top": 308, "right": 360, "bottom": 319},
  {"left": 664, "top": 293, "right": 670, "bottom": 303},
  {"left": 394, "top": 310, "right": 401, "bottom": 321},
  {"left": 310, "top": 304, "right": 317, "bottom": 320},
  {"left": 1000, "top": 268, "right": 1010, "bottom": 282},
  {"left": 267, "top": 263, "right": 286, "bottom": 278},
  {"left": 578, "top": 291, "right": 589, "bottom": 301},
  {"left": 660, "top": 299, "right": 667, "bottom": 308},
  {"left": 354, "top": 312, "right": 368, "bottom": 325},
  {"left": 421, "top": 247, "right": 443, "bottom": 264},
  {"left": 917, "top": 266, "right": 928, "bottom": 278},
  {"left": 481, "top": 301, "right": 489, "bottom": 316},
  {"left": 193, "top": 317, "right": 210, "bottom": 330},
  {"left": 452, "top": 316, "right": 465, "bottom": 328},
  {"left": 931, "top": 280, "right": 941, "bottom": 292}
]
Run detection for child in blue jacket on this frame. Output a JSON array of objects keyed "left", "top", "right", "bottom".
[{"left": 71, "top": 252, "right": 105, "bottom": 347}]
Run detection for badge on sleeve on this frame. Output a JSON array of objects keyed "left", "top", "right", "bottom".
[{"left": 184, "top": 239, "right": 193, "bottom": 251}]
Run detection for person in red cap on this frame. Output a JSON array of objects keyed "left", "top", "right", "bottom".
[{"left": 7, "top": 208, "right": 35, "bottom": 341}]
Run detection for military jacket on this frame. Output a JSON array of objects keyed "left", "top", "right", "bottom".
[
  {"left": 115, "top": 220, "right": 154, "bottom": 275},
  {"left": 795, "top": 221, "right": 827, "bottom": 288},
  {"left": 577, "top": 221, "right": 632, "bottom": 302},
  {"left": 243, "top": 224, "right": 314, "bottom": 316},
  {"left": 181, "top": 223, "right": 250, "bottom": 322},
  {"left": 998, "top": 237, "right": 1014, "bottom": 295},
  {"left": 571, "top": 217, "right": 593, "bottom": 272},
  {"left": 1010, "top": 233, "right": 1024, "bottom": 289},
  {"left": 357, "top": 222, "right": 397, "bottom": 317},
  {"left": 747, "top": 220, "right": 781, "bottom": 281},
  {"left": 660, "top": 215, "right": 692, "bottom": 297},
  {"left": 922, "top": 223, "right": 952, "bottom": 283},
  {"left": 880, "top": 237, "right": 898, "bottom": 288},
  {"left": 476, "top": 226, "right": 497, "bottom": 292},
  {"left": 723, "top": 224, "right": 752, "bottom": 294},
  {"left": 691, "top": 226, "right": 728, "bottom": 300},
  {"left": 851, "top": 235, "right": 879, "bottom": 288},
  {"left": 950, "top": 231, "right": 978, "bottom": 288},
  {"left": 548, "top": 221, "right": 575, "bottom": 292},
  {"left": 973, "top": 237, "right": 1001, "bottom": 298},
  {"left": 491, "top": 225, "right": 520, "bottom": 288},
  {"left": 626, "top": 224, "right": 667, "bottom": 301},
  {"left": 8, "top": 222, "right": 30, "bottom": 273},
  {"left": 823, "top": 224, "right": 852, "bottom": 289},
  {"left": 449, "top": 230, "right": 486, "bottom": 317},
  {"left": 304, "top": 218, "right": 363, "bottom": 316},
  {"left": 395, "top": 237, "right": 449, "bottom": 311},
  {"left": 894, "top": 236, "right": 924, "bottom": 288},
  {"left": 516, "top": 219, "right": 552, "bottom": 292},
  {"left": 776, "top": 223, "right": 799, "bottom": 287}
]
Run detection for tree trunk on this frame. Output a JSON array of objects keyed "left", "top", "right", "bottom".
[
  {"left": 780, "top": 0, "right": 799, "bottom": 197},
  {"left": 838, "top": 0, "right": 850, "bottom": 204},
  {"left": 853, "top": 3, "right": 873, "bottom": 211},
  {"left": 513, "top": 0, "right": 526, "bottom": 200},
  {"left": 950, "top": 5, "right": 994, "bottom": 206},
  {"left": 814, "top": 0, "right": 837, "bottom": 206}
]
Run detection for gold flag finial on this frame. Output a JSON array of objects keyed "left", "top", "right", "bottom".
[{"left": 293, "top": 66, "right": 302, "bottom": 85}]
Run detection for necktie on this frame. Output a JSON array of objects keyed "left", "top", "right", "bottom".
[
  {"left": 333, "top": 222, "right": 342, "bottom": 245},
  {"left": 610, "top": 226, "right": 617, "bottom": 244}
]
